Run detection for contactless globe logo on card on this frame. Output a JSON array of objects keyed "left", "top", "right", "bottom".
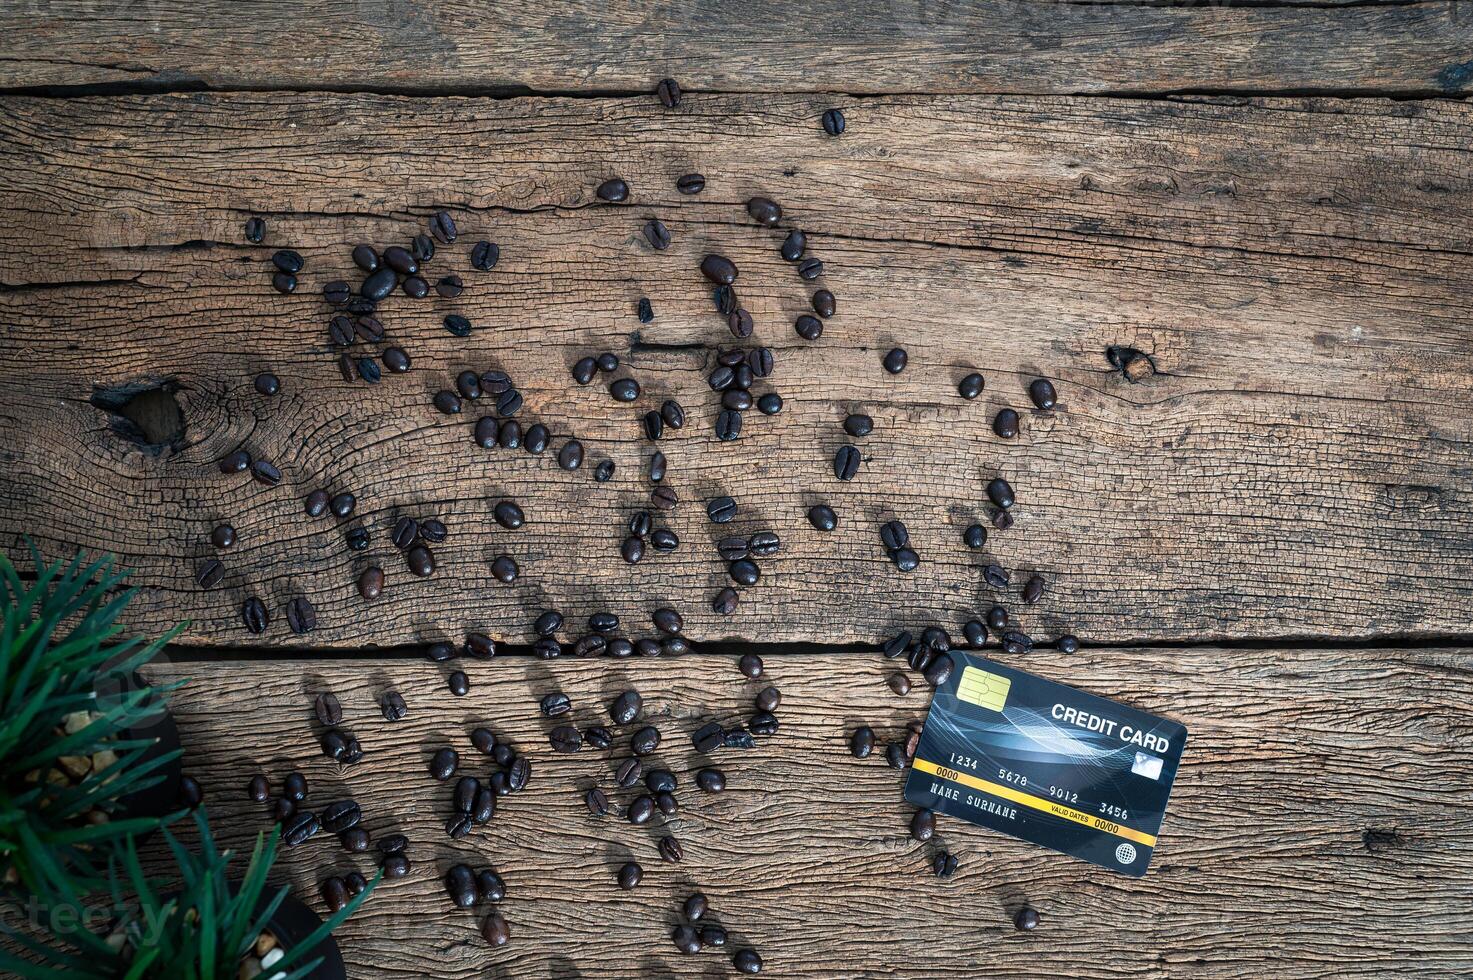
[{"left": 1115, "top": 843, "right": 1137, "bottom": 864}]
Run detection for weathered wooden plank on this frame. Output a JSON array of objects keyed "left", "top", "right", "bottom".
[
  {"left": 2, "top": 1, "right": 1471, "bottom": 96},
  {"left": 139, "top": 648, "right": 1473, "bottom": 979},
  {"left": 0, "top": 93, "right": 1469, "bottom": 648}
]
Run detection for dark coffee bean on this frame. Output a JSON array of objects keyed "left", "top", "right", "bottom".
[
  {"left": 805, "top": 292, "right": 834, "bottom": 324},
  {"left": 751, "top": 391, "right": 780, "bottom": 415},
  {"left": 379, "top": 245, "right": 415, "bottom": 275},
  {"left": 651, "top": 607, "right": 682, "bottom": 634},
  {"left": 423, "top": 518, "right": 448, "bottom": 542},
  {"left": 436, "top": 274, "right": 464, "bottom": 299},
  {"left": 647, "top": 487, "right": 676, "bottom": 513},
  {"left": 755, "top": 686, "right": 781, "bottom": 712},
  {"left": 961, "top": 523, "right": 988, "bottom": 550},
  {"left": 882, "top": 631, "right": 912, "bottom": 659},
  {"left": 271, "top": 271, "right": 297, "bottom": 294},
  {"left": 388, "top": 516, "right": 417, "bottom": 550},
  {"left": 549, "top": 725, "right": 582, "bottom": 753},
  {"left": 692, "top": 766, "right": 726, "bottom": 794},
  {"left": 822, "top": 107, "right": 846, "bottom": 135},
  {"left": 1002, "top": 630, "right": 1034, "bottom": 655},
  {"left": 272, "top": 249, "right": 303, "bottom": 274},
  {"left": 194, "top": 559, "right": 224, "bottom": 589},
  {"left": 355, "top": 357, "right": 381, "bottom": 384},
  {"left": 728, "top": 558, "right": 760, "bottom": 586},
  {"left": 797, "top": 257, "right": 824, "bottom": 280},
  {"left": 933, "top": 851, "right": 960, "bottom": 878},
  {"left": 558, "top": 440, "right": 584, "bottom": 470},
  {"left": 283, "top": 772, "right": 308, "bottom": 801},
  {"left": 446, "top": 673, "right": 470, "bottom": 699},
  {"left": 716, "top": 409, "right": 742, "bottom": 441},
  {"left": 643, "top": 218, "right": 671, "bottom": 250},
  {"left": 498, "top": 419, "right": 522, "bottom": 449},
  {"left": 244, "top": 217, "right": 265, "bottom": 243},
  {"left": 987, "top": 606, "right": 1009, "bottom": 631},
  {"left": 465, "top": 728, "right": 496, "bottom": 756},
  {"left": 377, "top": 689, "right": 407, "bottom": 721},
  {"left": 637, "top": 411, "right": 663, "bottom": 442},
  {"left": 345, "top": 245, "right": 377, "bottom": 274},
  {"left": 700, "top": 254, "right": 738, "bottom": 285},
  {"left": 327, "top": 315, "right": 354, "bottom": 347},
  {"left": 885, "top": 742, "right": 907, "bottom": 769},
  {"left": 591, "top": 459, "right": 615, "bottom": 483},
  {"left": 924, "top": 655, "right": 954, "bottom": 687},
  {"left": 313, "top": 692, "right": 343, "bottom": 727},
  {"left": 429, "top": 747, "right": 459, "bottom": 781},
  {"left": 616, "top": 861, "right": 642, "bottom": 890},
  {"left": 247, "top": 774, "right": 270, "bottom": 803},
  {"left": 506, "top": 755, "right": 531, "bottom": 791},
  {"left": 891, "top": 547, "right": 919, "bottom": 573},
  {"left": 411, "top": 233, "right": 435, "bottom": 262},
  {"left": 922, "top": 626, "right": 951, "bottom": 653},
  {"left": 746, "top": 196, "right": 781, "bottom": 226},
  {"left": 251, "top": 459, "right": 282, "bottom": 486},
  {"left": 402, "top": 275, "right": 430, "bottom": 299},
  {"left": 744, "top": 347, "right": 772, "bottom": 380},
  {"left": 676, "top": 173, "right": 705, "bottom": 194},
  {"left": 650, "top": 527, "right": 679, "bottom": 552},
  {"left": 430, "top": 209, "right": 458, "bottom": 244},
  {"left": 631, "top": 725, "right": 661, "bottom": 756},
  {"left": 707, "top": 365, "right": 735, "bottom": 391},
  {"left": 379, "top": 853, "right": 410, "bottom": 879},
  {"left": 612, "top": 757, "right": 642, "bottom": 790},
  {"left": 672, "top": 925, "right": 702, "bottom": 957},
  {"left": 406, "top": 544, "right": 435, "bottom": 578},
  {"left": 272, "top": 799, "right": 295, "bottom": 822},
  {"left": 523, "top": 423, "right": 550, "bottom": 454},
  {"left": 628, "top": 510, "right": 653, "bottom": 539},
  {"left": 1058, "top": 634, "right": 1080, "bottom": 654},
  {"left": 749, "top": 530, "right": 780, "bottom": 558},
  {"left": 982, "top": 564, "right": 1011, "bottom": 591},
  {"left": 1024, "top": 376, "right": 1059, "bottom": 410},
  {"left": 359, "top": 266, "right": 397, "bottom": 302},
  {"left": 1015, "top": 907, "right": 1040, "bottom": 931},
  {"left": 444, "top": 863, "right": 477, "bottom": 908},
  {"left": 712, "top": 586, "right": 738, "bottom": 615},
  {"left": 322, "top": 799, "right": 362, "bottom": 833},
  {"left": 377, "top": 347, "right": 409, "bottom": 375},
  {"left": 249, "top": 374, "right": 282, "bottom": 401},
  {"left": 662, "top": 636, "right": 690, "bottom": 656},
  {"left": 282, "top": 811, "right": 320, "bottom": 846},
  {"left": 953, "top": 373, "right": 985, "bottom": 401},
  {"left": 993, "top": 408, "right": 1020, "bottom": 439},
  {"left": 987, "top": 477, "right": 1015, "bottom": 509},
  {"left": 286, "top": 596, "right": 316, "bottom": 634},
  {"left": 462, "top": 633, "right": 495, "bottom": 660},
  {"left": 844, "top": 413, "right": 874, "bottom": 438},
  {"left": 733, "top": 363, "right": 753, "bottom": 388},
  {"left": 834, "top": 444, "right": 861, "bottom": 481},
  {"left": 433, "top": 391, "right": 463, "bottom": 416},
  {"left": 807, "top": 504, "right": 837, "bottom": 532},
  {"left": 449, "top": 371, "right": 480, "bottom": 401},
  {"left": 791, "top": 313, "right": 825, "bottom": 341},
  {"left": 692, "top": 721, "right": 725, "bottom": 754},
  {"left": 573, "top": 635, "right": 607, "bottom": 657},
  {"left": 880, "top": 520, "right": 910, "bottom": 550},
  {"left": 564, "top": 357, "right": 598, "bottom": 388},
  {"left": 490, "top": 554, "right": 518, "bottom": 583},
  {"left": 495, "top": 388, "right": 523, "bottom": 417},
  {"left": 627, "top": 794, "right": 655, "bottom": 825},
  {"left": 445, "top": 812, "right": 473, "bottom": 839},
  {"left": 882, "top": 347, "right": 907, "bottom": 374},
  {"left": 219, "top": 449, "right": 251, "bottom": 475},
  {"left": 471, "top": 416, "right": 498, "bottom": 449},
  {"left": 717, "top": 536, "right": 749, "bottom": 562},
  {"left": 727, "top": 307, "right": 753, "bottom": 339},
  {"left": 586, "top": 611, "right": 618, "bottom": 634},
  {"left": 780, "top": 228, "right": 806, "bottom": 261},
  {"left": 326, "top": 492, "right": 355, "bottom": 520},
  {"left": 596, "top": 178, "right": 629, "bottom": 202},
  {"left": 632, "top": 298, "right": 654, "bottom": 327},
  {"left": 609, "top": 377, "right": 640, "bottom": 403},
  {"left": 1023, "top": 575, "right": 1044, "bottom": 604},
  {"left": 469, "top": 239, "right": 501, "bottom": 271},
  {"left": 850, "top": 726, "right": 875, "bottom": 758},
  {"left": 713, "top": 284, "right": 738, "bottom": 316},
  {"left": 750, "top": 712, "right": 779, "bottom": 736},
  {"left": 722, "top": 389, "right": 753, "bottom": 413},
  {"left": 493, "top": 500, "right": 525, "bottom": 530}
]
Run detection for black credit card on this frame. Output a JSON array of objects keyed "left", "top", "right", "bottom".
[{"left": 903, "top": 652, "right": 1187, "bottom": 876}]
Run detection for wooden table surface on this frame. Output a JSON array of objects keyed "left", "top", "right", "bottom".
[{"left": 2, "top": 3, "right": 1471, "bottom": 977}]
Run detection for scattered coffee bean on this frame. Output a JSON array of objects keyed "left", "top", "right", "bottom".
[
  {"left": 271, "top": 249, "right": 303, "bottom": 274},
  {"left": 834, "top": 444, "right": 861, "bottom": 481},
  {"left": 524, "top": 424, "right": 550, "bottom": 454},
  {"left": 882, "top": 348, "right": 908, "bottom": 374},
  {"left": 807, "top": 504, "right": 838, "bottom": 532},
  {"left": 430, "top": 747, "right": 459, "bottom": 781},
  {"left": 734, "top": 948, "right": 764, "bottom": 974},
  {"left": 700, "top": 254, "right": 738, "bottom": 285},
  {"left": 822, "top": 107, "right": 846, "bottom": 135},
  {"left": 746, "top": 196, "right": 781, "bottom": 226},
  {"left": 195, "top": 559, "right": 224, "bottom": 589},
  {"left": 617, "top": 861, "right": 642, "bottom": 890},
  {"left": 643, "top": 218, "right": 671, "bottom": 250},
  {"left": 987, "top": 478, "right": 1015, "bottom": 510},
  {"left": 558, "top": 440, "right": 584, "bottom": 470},
  {"left": 282, "top": 811, "right": 320, "bottom": 847},
  {"left": 994, "top": 408, "right": 1020, "bottom": 439},
  {"left": 321, "top": 799, "right": 362, "bottom": 834},
  {"left": 483, "top": 912, "right": 511, "bottom": 946},
  {"left": 676, "top": 172, "right": 706, "bottom": 194},
  {"left": 379, "top": 690, "right": 407, "bottom": 721},
  {"left": 958, "top": 372, "right": 985, "bottom": 399},
  {"left": 712, "top": 587, "right": 739, "bottom": 615},
  {"left": 286, "top": 597, "right": 316, "bottom": 634},
  {"left": 1057, "top": 634, "right": 1080, "bottom": 653},
  {"left": 448, "top": 671, "right": 469, "bottom": 696},
  {"left": 656, "top": 77, "right": 682, "bottom": 107},
  {"left": 696, "top": 768, "right": 726, "bottom": 792},
  {"left": 780, "top": 228, "right": 806, "bottom": 261},
  {"left": 797, "top": 256, "right": 824, "bottom": 280},
  {"left": 406, "top": 545, "right": 435, "bottom": 578},
  {"left": 596, "top": 178, "right": 630, "bottom": 202},
  {"left": 549, "top": 725, "right": 582, "bottom": 753},
  {"left": 964, "top": 524, "right": 987, "bottom": 549},
  {"left": 1015, "top": 907, "right": 1040, "bottom": 931},
  {"left": 631, "top": 726, "right": 661, "bottom": 756},
  {"left": 844, "top": 413, "right": 873, "bottom": 437},
  {"left": 888, "top": 673, "right": 912, "bottom": 696},
  {"left": 1023, "top": 575, "right": 1045, "bottom": 604},
  {"left": 658, "top": 836, "right": 684, "bottom": 863},
  {"left": 244, "top": 217, "right": 265, "bottom": 243},
  {"left": 490, "top": 555, "right": 518, "bottom": 582}
]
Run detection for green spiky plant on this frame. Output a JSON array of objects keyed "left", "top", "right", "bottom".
[
  {"left": 1, "top": 809, "right": 378, "bottom": 978},
  {"left": 0, "top": 545, "right": 184, "bottom": 898}
]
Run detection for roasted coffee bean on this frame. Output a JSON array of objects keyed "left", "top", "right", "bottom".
[
  {"left": 244, "top": 216, "right": 265, "bottom": 243},
  {"left": 473, "top": 417, "right": 501, "bottom": 450},
  {"left": 822, "top": 107, "right": 846, "bottom": 135},
  {"left": 407, "top": 545, "right": 435, "bottom": 578},
  {"left": 626, "top": 794, "right": 655, "bottom": 826},
  {"left": 952, "top": 373, "right": 985, "bottom": 402},
  {"left": 470, "top": 728, "right": 498, "bottom": 755},
  {"left": 687, "top": 765, "right": 724, "bottom": 794},
  {"left": 402, "top": 275, "right": 430, "bottom": 298},
  {"left": 700, "top": 254, "right": 738, "bottom": 285},
  {"left": 662, "top": 635, "right": 690, "bottom": 656},
  {"left": 882, "top": 631, "right": 912, "bottom": 659},
  {"left": 283, "top": 772, "right": 308, "bottom": 801},
  {"left": 717, "top": 536, "right": 749, "bottom": 562},
  {"left": 880, "top": 519, "right": 910, "bottom": 550},
  {"left": 962, "top": 523, "right": 988, "bottom": 550},
  {"left": 507, "top": 755, "right": 531, "bottom": 790},
  {"left": 379, "top": 245, "right": 415, "bottom": 275},
  {"left": 272, "top": 799, "right": 295, "bottom": 822},
  {"left": 591, "top": 459, "right": 614, "bottom": 483},
  {"left": 328, "top": 315, "right": 355, "bottom": 347},
  {"left": 286, "top": 596, "right": 316, "bottom": 634},
  {"left": 964, "top": 620, "right": 987, "bottom": 647},
  {"left": 495, "top": 388, "right": 523, "bottom": 417},
  {"left": 723, "top": 306, "right": 753, "bottom": 339},
  {"left": 1002, "top": 630, "right": 1034, "bottom": 655},
  {"left": 649, "top": 527, "right": 679, "bottom": 552},
  {"left": 360, "top": 265, "right": 397, "bottom": 302},
  {"left": 1015, "top": 907, "right": 1040, "bottom": 931},
  {"left": 355, "top": 358, "right": 381, "bottom": 384},
  {"left": 319, "top": 730, "right": 350, "bottom": 763},
  {"left": 714, "top": 284, "right": 738, "bottom": 315},
  {"left": 498, "top": 419, "right": 522, "bottom": 449},
  {"left": 251, "top": 373, "right": 283, "bottom": 400},
  {"left": 746, "top": 196, "right": 781, "bottom": 226},
  {"left": 595, "top": 178, "right": 630, "bottom": 202},
  {"left": 746, "top": 346, "right": 773, "bottom": 378},
  {"left": 375, "top": 689, "right": 407, "bottom": 721},
  {"left": 346, "top": 244, "right": 377, "bottom": 274},
  {"left": 420, "top": 518, "right": 447, "bottom": 542},
  {"left": 369, "top": 834, "right": 405, "bottom": 858},
  {"left": 712, "top": 586, "right": 739, "bottom": 615},
  {"left": 676, "top": 172, "right": 705, "bottom": 194},
  {"left": 924, "top": 655, "right": 954, "bottom": 687},
  {"left": 692, "top": 721, "right": 725, "bottom": 753},
  {"left": 660, "top": 837, "right": 687, "bottom": 867},
  {"left": 251, "top": 459, "right": 282, "bottom": 486},
  {"left": 797, "top": 256, "right": 824, "bottom": 281},
  {"left": 993, "top": 408, "right": 1020, "bottom": 439},
  {"left": 282, "top": 811, "right": 320, "bottom": 846},
  {"left": 722, "top": 389, "right": 753, "bottom": 412},
  {"left": 645, "top": 487, "right": 676, "bottom": 514},
  {"left": 299, "top": 492, "right": 328, "bottom": 522},
  {"left": 322, "top": 799, "right": 362, "bottom": 833},
  {"left": 992, "top": 507, "right": 1014, "bottom": 530},
  {"left": 479, "top": 367, "right": 511, "bottom": 393},
  {"left": 355, "top": 315, "right": 385, "bottom": 341},
  {"left": 1026, "top": 377, "right": 1059, "bottom": 411},
  {"left": 464, "top": 633, "right": 496, "bottom": 659},
  {"left": 429, "top": 747, "right": 459, "bottom": 781},
  {"left": 987, "top": 477, "right": 1015, "bottom": 509},
  {"left": 433, "top": 390, "right": 463, "bottom": 416},
  {"left": 490, "top": 554, "right": 518, "bottom": 582},
  {"left": 580, "top": 724, "right": 612, "bottom": 749},
  {"left": 379, "top": 347, "right": 410, "bottom": 375},
  {"left": 614, "top": 757, "right": 643, "bottom": 790},
  {"left": 749, "top": 530, "right": 780, "bottom": 557},
  {"left": 1058, "top": 634, "right": 1080, "bottom": 654},
  {"left": 630, "top": 510, "right": 653, "bottom": 540},
  {"left": 733, "top": 363, "right": 753, "bottom": 388},
  {"left": 470, "top": 240, "right": 501, "bottom": 271},
  {"left": 780, "top": 228, "right": 807, "bottom": 261},
  {"left": 493, "top": 500, "right": 525, "bottom": 530},
  {"left": 615, "top": 861, "right": 643, "bottom": 891},
  {"left": 652, "top": 75, "right": 683, "bottom": 107},
  {"left": 716, "top": 409, "right": 742, "bottom": 441},
  {"left": 755, "top": 686, "right": 781, "bottom": 712},
  {"left": 1023, "top": 575, "right": 1044, "bottom": 604},
  {"left": 933, "top": 851, "right": 960, "bottom": 878},
  {"left": 447, "top": 670, "right": 469, "bottom": 696},
  {"left": 573, "top": 635, "right": 607, "bottom": 657},
  {"left": 750, "top": 711, "right": 779, "bottom": 736},
  {"left": 585, "top": 610, "right": 618, "bottom": 634},
  {"left": 219, "top": 449, "right": 251, "bottom": 474},
  {"left": 452, "top": 370, "right": 482, "bottom": 401},
  {"left": 801, "top": 503, "right": 837, "bottom": 533},
  {"left": 987, "top": 605, "right": 1009, "bottom": 631},
  {"left": 706, "top": 365, "right": 735, "bottom": 392},
  {"left": 445, "top": 812, "right": 473, "bottom": 839},
  {"left": 378, "top": 853, "right": 410, "bottom": 879},
  {"left": 411, "top": 233, "right": 435, "bottom": 262},
  {"left": 608, "top": 377, "right": 640, "bottom": 403},
  {"left": 922, "top": 626, "right": 951, "bottom": 652},
  {"left": 908, "top": 643, "right": 934, "bottom": 673},
  {"left": 327, "top": 492, "right": 356, "bottom": 519},
  {"left": 445, "top": 863, "right": 478, "bottom": 908},
  {"left": 885, "top": 742, "right": 908, "bottom": 769},
  {"left": 271, "top": 249, "right": 303, "bottom": 274},
  {"left": 477, "top": 912, "right": 510, "bottom": 948},
  {"left": 548, "top": 725, "right": 581, "bottom": 753},
  {"left": 891, "top": 547, "right": 919, "bottom": 572},
  {"left": 558, "top": 440, "right": 584, "bottom": 470},
  {"left": 640, "top": 411, "right": 664, "bottom": 441},
  {"left": 390, "top": 516, "right": 418, "bottom": 550},
  {"left": 630, "top": 725, "right": 661, "bottom": 756},
  {"left": 633, "top": 297, "right": 655, "bottom": 326},
  {"left": 271, "top": 271, "right": 297, "bottom": 294},
  {"left": 530, "top": 610, "right": 563, "bottom": 639},
  {"left": 435, "top": 274, "right": 464, "bottom": 298},
  {"left": 430, "top": 209, "right": 458, "bottom": 244},
  {"left": 728, "top": 558, "right": 760, "bottom": 586},
  {"left": 754, "top": 392, "right": 781, "bottom": 415},
  {"left": 650, "top": 608, "right": 682, "bottom": 636},
  {"left": 195, "top": 559, "right": 224, "bottom": 589},
  {"left": 850, "top": 726, "right": 875, "bottom": 758},
  {"left": 834, "top": 444, "right": 861, "bottom": 481},
  {"left": 844, "top": 413, "right": 873, "bottom": 437},
  {"left": 882, "top": 347, "right": 908, "bottom": 374},
  {"left": 523, "top": 423, "right": 550, "bottom": 454},
  {"left": 643, "top": 218, "right": 671, "bottom": 250},
  {"left": 314, "top": 692, "right": 343, "bottom": 727}
]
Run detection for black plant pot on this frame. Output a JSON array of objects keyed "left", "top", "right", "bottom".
[
  {"left": 108, "top": 671, "right": 183, "bottom": 826},
  {"left": 255, "top": 889, "right": 348, "bottom": 980}
]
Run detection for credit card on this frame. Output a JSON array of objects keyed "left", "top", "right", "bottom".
[{"left": 903, "top": 652, "right": 1187, "bottom": 876}]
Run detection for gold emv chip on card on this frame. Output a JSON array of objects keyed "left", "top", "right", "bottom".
[{"left": 957, "top": 666, "right": 1011, "bottom": 711}]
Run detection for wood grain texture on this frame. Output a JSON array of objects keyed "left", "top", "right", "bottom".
[
  {"left": 2, "top": 1, "right": 1472, "bottom": 96},
  {"left": 139, "top": 648, "right": 1473, "bottom": 979},
  {"left": 1, "top": 92, "right": 1470, "bottom": 648}
]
